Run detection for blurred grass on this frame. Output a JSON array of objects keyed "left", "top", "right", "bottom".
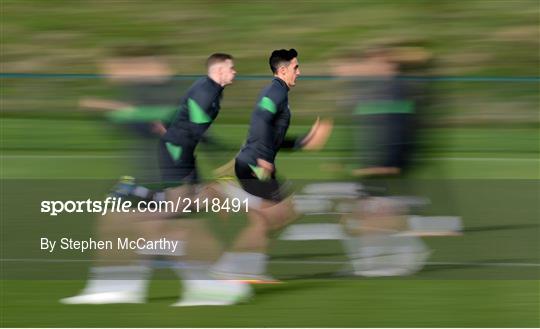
[
  {"left": 1, "top": 118, "right": 538, "bottom": 179},
  {"left": 2, "top": 279, "right": 539, "bottom": 327},
  {"left": 1, "top": 2, "right": 539, "bottom": 327},
  {"left": 3, "top": 0, "right": 538, "bottom": 76},
  {"left": 2, "top": 177, "right": 538, "bottom": 327},
  {"left": 2, "top": 0, "right": 539, "bottom": 124}
]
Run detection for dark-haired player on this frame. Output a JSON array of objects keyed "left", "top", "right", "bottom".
[{"left": 212, "top": 49, "right": 332, "bottom": 281}]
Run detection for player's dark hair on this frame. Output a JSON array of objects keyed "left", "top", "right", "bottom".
[
  {"left": 206, "top": 53, "right": 234, "bottom": 68},
  {"left": 269, "top": 49, "right": 298, "bottom": 73}
]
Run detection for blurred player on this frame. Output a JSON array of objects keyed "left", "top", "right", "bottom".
[
  {"left": 332, "top": 44, "right": 433, "bottom": 276},
  {"left": 61, "top": 47, "right": 173, "bottom": 305},
  {"left": 62, "top": 52, "right": 250, "bottom": 306},
  {"left": 79, "top": 45, "right": 182, "bottom": 180},
  {"left": 212, "top": 49, "right": 333, "bottom": 281},
  {"left": 108, "top": 53, "right": 236, "bottom": 199}
]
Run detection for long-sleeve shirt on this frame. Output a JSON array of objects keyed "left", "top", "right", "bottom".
[
  {"left": 237, "top": 77, "right": 291, "bottom": 165},
  {"left": 162, "top": 76, "right": 223, "bottom": 149}
]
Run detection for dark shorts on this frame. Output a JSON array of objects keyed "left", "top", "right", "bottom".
[
  {"left": 234, "top": 158, "right": 285, "bottom": 202},
  {"left": 158, "top": 139, "right": 199, "bottom": 186}
]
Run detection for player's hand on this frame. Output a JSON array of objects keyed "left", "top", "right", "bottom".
[
  {"left": 302, "top": 117, "right": 334, "bottom": 151},
  {"left": 254, "top": 159, "right": 273, "bottom": 181},
  {"left": 150, "top": 122, "right": 167, "bottom": 136}
]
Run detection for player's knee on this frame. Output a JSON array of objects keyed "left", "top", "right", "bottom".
[
  {"left": 196, "top": 182, "right": 226, "bottom": 201},
  {"left": 246, "top": 209, "right": 272, "bottom": 231},
  {"left": 255, "top": 198, "right": 298, "bottom": 231}
]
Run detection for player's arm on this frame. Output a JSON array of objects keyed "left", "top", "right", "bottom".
[
  {"left": 234, "top": 93, "right": 280, "bottom": 180},
  {"left": 253, "top": 94, "right": 281, "bottom": 161},
  {"left": 251, "top": 94, "right": 281, "bottom": 178},
  {"left": 185, "top": 88, "right": 218, "bottom": 140},
  {"left": 81, "top": 97, "right": 174, "bottom": 137},
  {"left": 81, "top": 97, "right": 175, "bottom": 123},
  {"left": 281, "top": 117, "right": 334, "bottom": 151},
  {"left": 104, "top": 106, "right": 175, "bottom": 123},
  {"left": 79, "top": 98, "right": 131, "bottom": 112}
]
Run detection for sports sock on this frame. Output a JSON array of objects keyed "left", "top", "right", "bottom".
[
  {"left": 132, "top": 185, "right": 153, "bottom": 199},
  {"left": 130, "top": 185, "right": 167, "bottom": 202},
  {"left": 212, "top": 252, "right": 267, "bottom": 276},
  {"left": 81, "top": 265, "right": 151, "bottom": 295},
  {"left": 173, "top": 261, "right": 225, "bottom": 294}
]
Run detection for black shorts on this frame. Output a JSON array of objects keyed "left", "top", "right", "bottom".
[
  {"left": 234, "top": 158, "right": 285, "bottom": 202},
  {"left": 158, "top": 139, "right": 199, "bottom": 186}
]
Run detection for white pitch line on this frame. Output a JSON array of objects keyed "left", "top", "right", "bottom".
[{"left": 1, "top": 258, "right": 539, "bottom": 267}]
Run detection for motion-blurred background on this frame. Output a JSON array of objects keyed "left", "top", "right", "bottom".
[{"left": 1, "top": 0, "right": 538, "bottom": 327}]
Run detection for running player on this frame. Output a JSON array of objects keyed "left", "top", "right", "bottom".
[
  {"left": 62, "top": 53, "right": 251, "bottom": 306},
  {"left": 212, "top": 49, "right": 333, "bottom": 281},
  {"left": 332, "top": 45, "right": 433, "bottom": 276}
]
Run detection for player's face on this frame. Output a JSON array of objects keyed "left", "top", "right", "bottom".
[
  {"left": 221, "top": 59, "right": 236, "bottom": 86},
  {"left": 281, "top": 57, "right": 300, "bottom": 87}
]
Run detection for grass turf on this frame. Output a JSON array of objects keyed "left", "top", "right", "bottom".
[
  {"left": 1, "top": 117, "right": 539, "bottom": 328},
  {"left": 1, "top": 280, "right": 539, "bottom": 327}
]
